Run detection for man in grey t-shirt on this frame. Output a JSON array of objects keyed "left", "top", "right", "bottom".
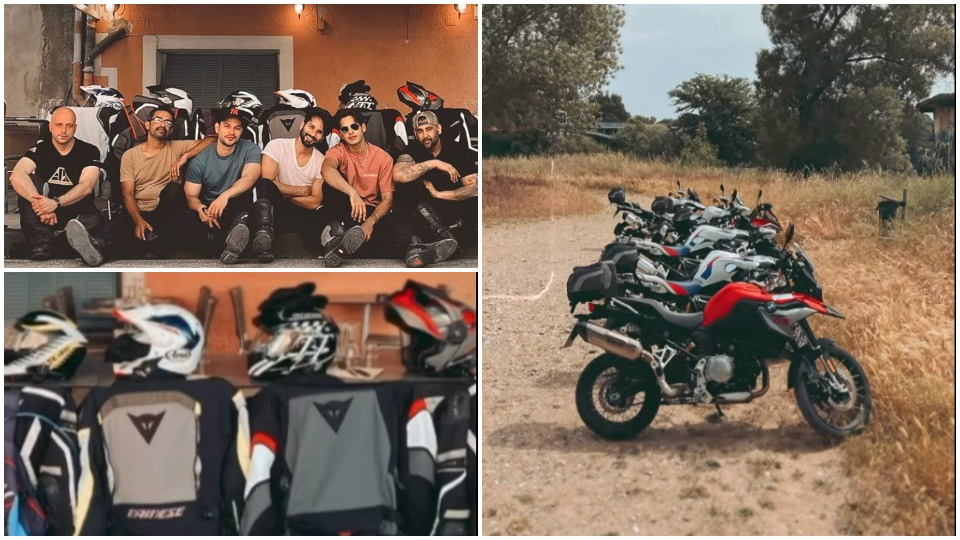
[{"left": 184, "top": 107, "right": 269, "bottom": 264}]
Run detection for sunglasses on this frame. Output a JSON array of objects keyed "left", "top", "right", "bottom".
[
  {"left": 150, "top": 118, "right": 174, "bottom": 127},
  {"left": 339, "top": 123, "right": 361, "bottom": 133}
]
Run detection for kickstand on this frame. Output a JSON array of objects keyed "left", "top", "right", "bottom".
[{"left": 708, "top": 403, "right": 725, "bottom": 423}]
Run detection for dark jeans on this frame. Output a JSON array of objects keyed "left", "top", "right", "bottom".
[
  {"left": 257, "top": 179, "right": 324, "bottom": 252},
  {"left": 395, "top": 194, "right": 478, "bottom": 250},
  {"left": 320, "top": 183, "right": 408, "bottom": 258},
  {"left": 94, "top": 182, "right": 186, "bottom": 260},
  {"left": 18, "top": 196, "right": 101, "bottom": 256},
  {"left": 184, "top": 191, "right": 256, "bottom": 256}
]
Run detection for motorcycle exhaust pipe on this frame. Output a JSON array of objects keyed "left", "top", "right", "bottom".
[
  {"left": 576, "top": 321, "right": 678, "bottom": 397},
  {"left": 714, "top": 360, "right": 771, "bottom": 403}
]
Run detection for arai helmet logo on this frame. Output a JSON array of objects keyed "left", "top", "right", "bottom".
[{"left": 164, "top": 349, "right": 191, "bottom": 361}]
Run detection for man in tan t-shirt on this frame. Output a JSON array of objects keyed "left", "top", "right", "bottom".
[{"left": 65, "top": 106, "right": 214, "bottom": 266}]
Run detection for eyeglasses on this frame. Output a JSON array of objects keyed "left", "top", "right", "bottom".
[
  {"left": 150, "top": 118, "right": 174, "bottom": 127},
  {"left": 339, "top": 123, "right": 361, "bottom": 133}
]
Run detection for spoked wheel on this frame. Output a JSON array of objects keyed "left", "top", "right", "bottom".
[
  {"left": 575, "top": 353, "right": 661, "bottom": 440},
  {"left": 794, "top": 341, "right": 872, "bottom": 440}
]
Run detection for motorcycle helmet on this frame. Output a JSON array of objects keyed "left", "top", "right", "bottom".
[
  {"left": 247, "top": 283, "right": 340, "bottom": 380},
  {"left": 275, "top": 88, "right": 317, "bottom": 109},
  {"left": 338, "top": 80, "right": 378, "bottom": 111},
  {"left": 385, "top": 281, "right": 477, "bottom": 377},
  {"left": 105, "top": 304, "right": 204, "bottom": 377},
  {"left": 146, "top": 85, "right": 194, "bottom": 113},
  {"left": 218, "top": 90, "right": 263, "bottom": 124},
  {"left": 79, "top": 85, "right": 125, "bottom": 110},
  {"left": 397, "top": 81, "right": 444, "bottom": 112},
  {"left": 4, "top": 311, "right": 87, "bottom": 382}
]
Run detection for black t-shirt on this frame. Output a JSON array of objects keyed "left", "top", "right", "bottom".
[
  {"left": 22, "top": 139, "right": 100, "bottom": 212},
  {"left": 396, "top": 140, "right": 478, "bottom": 207}
]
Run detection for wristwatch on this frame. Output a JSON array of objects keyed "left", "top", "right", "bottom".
[{"left": 53, "top": 196, "right": 62, "bottom": 208}]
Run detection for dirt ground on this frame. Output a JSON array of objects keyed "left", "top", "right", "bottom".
[{"left": 481, "top": 198, "right": 860, "bottom": 535}]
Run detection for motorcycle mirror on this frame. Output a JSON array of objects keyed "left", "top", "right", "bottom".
[
  {"left": 720, "top": 183, "right": 725, "bottom": 195},
  {"left": 785, "top": 223, "right": 795, "bottom": 246},
  {"left": 757, "top": 189, "right": 763, "bottom": 205},
  {"left": 676, "top": 179, "right": 682, "bottom": 192}
]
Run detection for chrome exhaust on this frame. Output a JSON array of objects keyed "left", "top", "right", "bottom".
[{"left": 577, "top": 321, "right": 678, "bottom": 396}]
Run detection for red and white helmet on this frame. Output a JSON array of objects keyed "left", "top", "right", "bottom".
[
  {"left": 397, "top": 81, "right": 444, "bottom": 112},
  {"left": 385, "top": 281, "right": 476, "bottom": 376},
  {"left": 275, "top": 89, "right": 317, "bottom": 109}
]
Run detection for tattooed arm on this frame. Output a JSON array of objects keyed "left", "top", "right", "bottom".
[
  {"left": 424, "top": 180, "right": 478, "bottom": 201},
  {"left": 393, "top": 154, "right": 460, "bottom": 183}
]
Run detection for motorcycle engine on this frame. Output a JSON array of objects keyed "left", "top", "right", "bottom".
[
  {"left": 697, "top": 354, "right": 762, "bottom": 400},
  {"left": 704, "top": 354, "right": 734, "bottom": 383}
]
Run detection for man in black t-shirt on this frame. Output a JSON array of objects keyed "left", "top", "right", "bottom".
[
  {"left": 393, "top": 111, "right": 478, "bottom": 261},
  {"left": 8, "top": 107, "right": 102, "bottom": 260}
]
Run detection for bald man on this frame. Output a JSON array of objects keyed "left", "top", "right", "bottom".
[{"left": 9, "top": 106, "right": 102, "bottom": 260}]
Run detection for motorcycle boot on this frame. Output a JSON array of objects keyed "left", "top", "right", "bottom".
[
  {"left": 321, "top": 221, "right": 365, "bottom": 268},
  {"left": 416, "top": 202, "right": 457, "bottom": 243},
  {"left": 404, "top": 235, "right": 458, "bottom": 268},
  {"left": 252, "top": 198, "right": 275, "bottom": 264},
  {"left": 66, "top": 218, "right": 106, "bottom": 267},
  {"left": 221, "top": 211, "right": 251, "bottom": 265}
]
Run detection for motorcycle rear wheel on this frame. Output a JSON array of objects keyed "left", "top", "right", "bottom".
[
  {"left": 575, "top": 353, "right": 661, "bottom": 440},
  {"left": 794, "top": 341, "right": 872, "bottom": 439}
]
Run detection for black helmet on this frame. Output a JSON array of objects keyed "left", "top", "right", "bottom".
[{"left": 338, "top": 80, "right": 378, "bottom": 111}]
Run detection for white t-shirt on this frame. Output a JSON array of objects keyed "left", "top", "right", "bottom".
[{"left": 262, "top": 138, "right": 324, "bottom": 187}]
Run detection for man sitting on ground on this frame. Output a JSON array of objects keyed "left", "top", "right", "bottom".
[
  {"left": 257, "top": 107, "right": 331, "bottom": 257},
  {"left": 65, "top": 106, "right": 214, "bottom": 266},
  {"left": 393, "top": 110, "right": 478, "bottom": 263},
  {"left": 183, "top": 107, "right": 268, "bottom": 264},
  {"left": 9, "top": 107, "right": 102, "bottom": 261},
  {"left": 320, "top": 109, "right": 455, "bottom": 267}
]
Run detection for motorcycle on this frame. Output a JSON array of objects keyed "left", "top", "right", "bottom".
[{"left": 563, "top": 226, "right": 872, "bottom": 440}]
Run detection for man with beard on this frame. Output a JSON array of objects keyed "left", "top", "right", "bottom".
[
  {"left": 65, "top": 106, "right": 214, "bottom": 266},
  {"left": 393, "top": 111, "right": 478, "bottom": 259},
  {"left": 183, "top": 107, "right": 267, "bottom": 264},
  {"left": 10, "top": 107, "right": 101, "bottom": 261},
  {"left": 256, "top": 107, "right": 331, "bottom": 257}
]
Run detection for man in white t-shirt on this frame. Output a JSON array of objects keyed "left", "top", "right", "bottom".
[{"left": 256, "top": 107, "right": 332, "bottom": 257}]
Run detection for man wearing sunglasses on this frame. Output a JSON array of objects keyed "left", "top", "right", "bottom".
[
  {"left": 65, "top": 106, "right": 214, "bottom": 266},
  {"left": 318, "top": 109, "right": 398, "bottom": 267}
]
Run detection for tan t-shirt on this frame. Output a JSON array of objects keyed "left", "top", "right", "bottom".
[
  {"left": 120, "top": 140, "right": 196, "bottom": 211},
  {"left": 324, "top": 142, "right": 395, "bottom": 207}
]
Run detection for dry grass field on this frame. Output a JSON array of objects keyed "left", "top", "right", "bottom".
[{"left": 483, "top": 154, "right": 955, "bottom": 535}]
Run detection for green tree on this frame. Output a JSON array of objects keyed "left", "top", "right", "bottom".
[
  {"left": 755, "top": 4, "right": 955, "bottom": 171},
  {"left": 616, "top": 117, "right": 681, "bottom": 159},
  {"left": 679, "top": 125, "right": 721, "bottom": 167},
  {"left": 592, "top": 92, "right": 631, "bottom": 122},
  {"left": 668, "top": 74, "right": 757, "bottom": 166},
  {"left": 482, "top": 5, "right": 625, "bottom": 142}
]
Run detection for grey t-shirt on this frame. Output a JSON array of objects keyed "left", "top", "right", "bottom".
[{"left": 184, "top": 139, "right": 261, "bottom": 205}]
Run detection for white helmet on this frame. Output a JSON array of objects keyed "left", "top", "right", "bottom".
[
  {"left": 247, "top": 283, "right": 339, "bottom": 380},
  {"left": 146, "top": 85, "right": 194, "bottom": 113},
  {"left": 79, "top": 85, "right": 125, "bottom": 110},
  {"left": 105, "top": 304, "right": 204, "bottom": 377},
  {"left": 4, "top": 311, "right": 88, "bottom": 382},
  {"left": 218, "top": 90, "right": 263, "bottom": 124},
  {"left": 275, "top": 89, "right": 317, "bottom": 109}
]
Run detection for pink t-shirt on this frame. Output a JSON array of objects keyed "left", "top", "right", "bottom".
[{"left": 324, "top": 142, "right": 394, "bottom": 207}]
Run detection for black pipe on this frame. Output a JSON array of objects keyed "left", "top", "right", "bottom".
[
  {"left": 80, "top": 13, "right": 87, "bottom": 63},
  {"left": 84, "top": 26, "right": 127, "bottom": 67}
]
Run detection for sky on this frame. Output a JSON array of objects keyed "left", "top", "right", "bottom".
[{"left": 607, "top": 5, "right": 956, "bottom": 121}]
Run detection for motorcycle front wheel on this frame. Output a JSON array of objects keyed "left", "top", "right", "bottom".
[
  {"left": 575, "top": 353, "right": 661, "bottom": 440},
  {"left": 794, "top": 341, "right": 872, "bottom": 439}
]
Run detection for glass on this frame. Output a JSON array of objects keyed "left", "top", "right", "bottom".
[
  {"left": 151, "top": 118, "right": 174, "bottom": 127},
  {"left": 339, "top": 122, "right": 361, "bottom": 133}
]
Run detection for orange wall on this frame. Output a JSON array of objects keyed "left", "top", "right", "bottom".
[
  {"left": 143, "top": 272, "right": 477, "bottom": 355},
  {"left": 97, "top": 4, "right": 478, "bottom": 113}
]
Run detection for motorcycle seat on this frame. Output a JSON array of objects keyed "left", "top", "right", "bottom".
[{"left": 619, "top": 297, "right": 704, "bottom": 329}]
